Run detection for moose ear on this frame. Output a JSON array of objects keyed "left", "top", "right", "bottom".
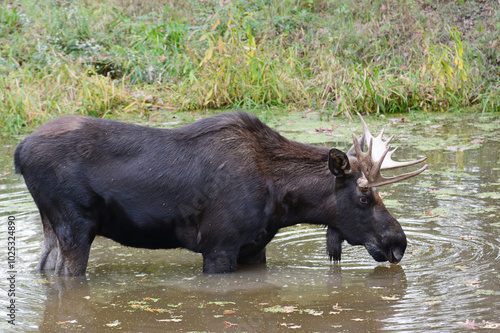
[{"left": 328, "top": 148, "right": 351, "bottom": 177}]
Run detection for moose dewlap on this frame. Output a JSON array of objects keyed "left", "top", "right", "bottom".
[{"left": 14, "top": 112, "right": 427, "bottom": 276}]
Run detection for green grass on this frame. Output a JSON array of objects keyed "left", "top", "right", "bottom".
[{"left": 1, "top": 0, "right": 499, "bottom": 133}]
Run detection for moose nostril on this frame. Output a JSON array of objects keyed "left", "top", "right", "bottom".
[{"left": 390, "top": 248, "right": 404, "bottom": 264}]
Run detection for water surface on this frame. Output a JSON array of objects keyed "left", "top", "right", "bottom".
[{"left": 0, "top": 111, "right": 499, "bottom": 332}]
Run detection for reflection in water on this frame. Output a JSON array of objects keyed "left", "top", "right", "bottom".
[
  {"left": 0, "top": 113, "right": 499, "bottom": 332},
  {"left": 37, "top": 265, "right": 407, "bottom": 332}
]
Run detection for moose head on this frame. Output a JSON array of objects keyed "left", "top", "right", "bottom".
[{"left": 327, "top": 114, "right": 427, "bottom": 264}]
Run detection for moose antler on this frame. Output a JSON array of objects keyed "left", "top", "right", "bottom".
[
  {"left": 351, "top": 114, "right": 427, "bottom": 189},
  {"left": 355, "top": 114, "right": 427, "bottom": 170}
]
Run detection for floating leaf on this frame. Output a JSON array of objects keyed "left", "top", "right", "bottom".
[
  {"left": 458, "top": 319, "right": 478, "bottom": 329},
  {"left": 308, "top": 310, "right": 323, "bottom": 316},
  {"left": 157, "top": 318, "right": 182, "bottom": 322},
  {"left": 106, "top": 320, "right": 120, "bottom": 327},
  {"left": 455, "top": 265, "right": 469, "bottom": 270},
  {"left": 279, "top": 323, "right": 301, "bottom": 329},
  {"left": 381, "top": 296, "right": 400, "bottom": 301},
  {"left": 465, "top": 280, "right": 481, "bottom": 286}
]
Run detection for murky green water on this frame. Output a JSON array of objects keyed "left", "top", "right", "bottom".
[{"left": 1, "top": 111, "right": 499, "bottom": 332}]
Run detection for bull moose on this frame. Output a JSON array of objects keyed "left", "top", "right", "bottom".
[{"left": 14, "top": 112, "right": 427, "bottom": 276}]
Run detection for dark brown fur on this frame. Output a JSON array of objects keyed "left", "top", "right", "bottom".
[{"left": 14, "top": 112, "right": 406, "bottom": 275}]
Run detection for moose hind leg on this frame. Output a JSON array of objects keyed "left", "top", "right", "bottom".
[
  {"left": 37, "top": 212, "right": 60, "bottom": 272},
  {"left": 202, "top": 249, "right": 239, "bottom": 274},
  {"left": 46, "top": 207, "right": 97, "bottom": 276},
  {"left": 55, "top": 227, "right": 95, "bottom": 276}
]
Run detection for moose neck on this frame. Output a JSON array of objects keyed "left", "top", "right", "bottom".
[{"left": 261, "top": 143, "right": 338, "bottom": 230}]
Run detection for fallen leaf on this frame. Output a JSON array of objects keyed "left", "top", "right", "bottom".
[
  {"left": 483, "top": 321, "right": 500, "bottom": 329},
  {"left": 332, "top": 303, "right": 352, "bottom": 311},
  {"left": 106, "top": 321, "right": 120, "bottom": 327},
  {"left": 315, "top": 126, "right": 334, "bottom": 133},
  {"left": 223, "top": 310, "right": 236, "bottom": 315},
  {"left": 308, "top": 310, "right": 323, "bottom": 316},
  {"left": 145, "top": 308, "right": 168, "bottom": 313},
  {"left": 224, "top": 321, "right": 238, "bottom": 327},
  {"left": 455, "top": 265, "right": 469, "bottom": 270},
  {"left": 458, "top": 319, "right": 478, "bottom": 329},
  {"left": 465, "top": 280, "right": 481, "bottom": 286},
  {"left": 425, "top": 209, "right": 432, "bottom": 216},
  {"left": 470, "top": 139, "right": 485, "bottom": 144},
  {"left": 34, "top": 280, "right": 55, "bottom": 284},
  {"left": 381, "top": 296, "right": 400, "bottom": 301},
  {"left": 279, "top": 323, "right": 301, "bottom": 329},
  {"left": 57, "top": 320, "right": 77, "bottom": 325}
]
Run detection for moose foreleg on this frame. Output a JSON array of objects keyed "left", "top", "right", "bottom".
[{"left": 327, "top": 226, "right": 343, "bottom": 262}]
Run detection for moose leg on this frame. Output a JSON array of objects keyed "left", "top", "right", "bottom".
[
  {"left": 237, "top": 248, "right": 266, "bottom": 265},
  {"left": 237, "top": 245, "right": 267, "bottom": 265},
  {"left": 202, "top": 249, "right": 239, "bottom": 274},
  {"left": 54, "top": 225, "right": 95, "bottom": 276},
  {"left": 37, "top": 212, "right": 60, "bottom": 271},
  {"left": 45, "top": 206, "right": 97, "bottom": 276},
  {"left": 237, "top": 230, "right": 272, "bottom": 265},
  {"left": 327, "top": 226, "right": 343, "bottom": 262}
]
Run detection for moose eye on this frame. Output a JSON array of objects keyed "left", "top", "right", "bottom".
[{"left": 360, "top": 197, "right": 369, "bottom": 204}]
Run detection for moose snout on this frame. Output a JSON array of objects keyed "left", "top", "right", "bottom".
[
  {"left": 364, "top": 228, "right": 407, "bottom": 264},
  {"left": 389, "top": 246, "right": 405, "bottom": 264}
]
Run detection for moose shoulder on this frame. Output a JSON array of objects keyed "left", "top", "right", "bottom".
[{"left": 14, "top": 112, "right": 427, "bottom": 276}]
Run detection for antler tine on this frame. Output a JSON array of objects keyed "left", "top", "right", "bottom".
[
  {"left": 351, "top": 114, "right": 428, "bottom": 188},
  {"left": 383, "top": 149, "right": 428, "bottom": 170},
  {"left": 360, "top": 164, "right": 428, "bottom": 188},
  {"left": 354, "top": 113, "right": 427, "bottom": 171},
  {"left": 355, "top": 137, "right": 392, "bottom": 189}
]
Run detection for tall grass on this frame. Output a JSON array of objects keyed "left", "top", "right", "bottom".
[{"left": 1, "top": 0, "right": 499, "bottom": 133}]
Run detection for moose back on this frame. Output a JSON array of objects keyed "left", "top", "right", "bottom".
[{"left": 14, "top": 112, "right": 427, "bottom": 275}]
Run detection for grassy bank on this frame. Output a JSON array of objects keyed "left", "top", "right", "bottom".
[{"left": 1, "top": 0, "right": 499, "bottom": 133}]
